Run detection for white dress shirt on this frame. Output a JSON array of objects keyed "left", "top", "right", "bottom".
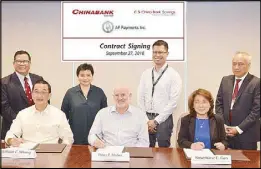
[
  {"left": 16, "top": 72, "right": 33, "bottom": 91},
  {"left": 5, "top": 105, "right": 74, "bottom": 144},
  {"left": 137, "top": 63, "right": 182, "bottom": 124},
  {"left": 229, "top": 72, "right": 249, "bottom": 134},
  {"left": 230, "top": 72, "right": 248, "bottom": 109},
  {"left": 88, "top": 105, "right": 149, "bottom": 147}
]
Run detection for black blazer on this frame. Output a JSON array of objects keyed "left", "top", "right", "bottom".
[
  {"left": 1, "top": 72, "right": 43, "bottom": 139},
  {"left": 177, "top": 114, "right": 228, "bottom": 149},
  {"left": 215, "top": 73, "right": 260, "bottom": 143}
]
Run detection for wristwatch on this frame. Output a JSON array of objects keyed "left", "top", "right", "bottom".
[{"left": 6, "top": 138, "right": 12, "bottom": 146}]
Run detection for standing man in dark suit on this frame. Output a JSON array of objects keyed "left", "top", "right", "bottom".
[
  {"left": 215, "top": 51, "right": 260, "bottom": 150},
  {"left": 1, "top": 50, "right": 44, "bottom": 139}
]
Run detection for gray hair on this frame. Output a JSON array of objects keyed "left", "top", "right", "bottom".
[{"left": 233, "top": 51, "right": 252, "bottom": 64}]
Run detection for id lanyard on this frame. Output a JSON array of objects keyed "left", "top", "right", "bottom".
[{"left": 151, "top": 65, "right": 168, "bottom": 98}]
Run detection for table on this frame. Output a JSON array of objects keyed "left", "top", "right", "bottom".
[{"left": 1, "top": 144, "right": 260, "bottom": 168}]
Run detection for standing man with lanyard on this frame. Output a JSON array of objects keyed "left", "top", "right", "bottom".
[{"left": 138, "top": 40, "right": 182, "bottom": 147}]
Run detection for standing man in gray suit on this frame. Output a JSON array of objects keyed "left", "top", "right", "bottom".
[
  {"left": 215, "top": 51, "right": 260, "bottom": 150},
  {"left": 1, "top": 50, "right": 44, "bottom": 139}
]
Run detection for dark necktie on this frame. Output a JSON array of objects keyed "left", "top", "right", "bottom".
[
  {"left": 229, "top": 79, "right": 242, "bottom": 123},
  {"left": 24, "top": 77, "right": 34, "bottom": 106},
  {"left": 232, "top": 79, "right": 242, "bottom": 100}
]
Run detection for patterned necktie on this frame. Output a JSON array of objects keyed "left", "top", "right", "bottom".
[
  {"left": 229, "top": 79, "right": 242, "bottom": 123},
  {"left": 232, "top": 79, "right": 242, "bottom": 100},
  {"left": 24, "top": 77, "right": 34, "bottom": 106}
]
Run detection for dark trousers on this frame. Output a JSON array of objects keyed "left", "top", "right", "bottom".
[
  {"left": 147, "top": 113, "right": 173, "bottom": 147},
  {"left": 228, "top": 136, "right": 257, "bottom": 150}
]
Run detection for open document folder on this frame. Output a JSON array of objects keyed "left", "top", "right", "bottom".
[{"left": 183, "top": 148, "right": 214, "bottom": 159}]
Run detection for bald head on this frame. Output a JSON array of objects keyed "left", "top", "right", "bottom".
[
  {"left": 113, "top": 85, "right": 132, "bottom": 110},
  {"left": 113, "top": 86, "right": 130, "bottom": 95}
]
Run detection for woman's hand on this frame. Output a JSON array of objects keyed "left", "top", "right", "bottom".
[{"left": 191, "top": 142, "right": 205, "bottom": 150}]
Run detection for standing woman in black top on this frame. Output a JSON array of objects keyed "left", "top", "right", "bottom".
[{"left": 61, "top": 63, "right": 107, "bottom": 144}]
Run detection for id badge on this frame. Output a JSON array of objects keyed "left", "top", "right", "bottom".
[
  {"left": 148, "top": 99, "right": 154, "bottom": 112},
  {"left": 231, "top": 99, "right": 235, "bottom": 108}
]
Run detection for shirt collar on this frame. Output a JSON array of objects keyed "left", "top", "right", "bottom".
[
  {"left": 16, "top": 72, "right": 30, "bottom": 81},
  {"left": 235, "top": 72, "right": 248, "bottom": 82},
  {"left": 32, "top": 104, "right": 50, "bottom": 114},
  {"left": 153, "top": 63, "right": 168, "bottom": 73},
  {"left": 76, "top": 84, "right": 93, "bottom": 92},
  {"left": 110, "top": 105, "right": 133, "bottom": 114}
]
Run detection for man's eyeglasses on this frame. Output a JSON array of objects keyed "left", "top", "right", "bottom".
[
  {"left": 152, "top": 51, "right": 168, "bottom": 55},
  {"left": 14, "top": 60, "right": 30, "bottom": 64}
]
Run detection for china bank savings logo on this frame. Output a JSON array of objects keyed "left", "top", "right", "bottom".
[
  {"left": 102, "top": 21, "right": 114, "bottom": 33},
  {"left": 72, "top": 9, "right": 114, "bottom": 16}
]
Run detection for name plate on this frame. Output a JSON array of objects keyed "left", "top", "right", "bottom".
[
  {"left": 191, "top": 155, "right": 231, "bottom": 165},
  {"left": 1, "top": 148, "right": 37, "bottom": 159},
  {"left": 91, "top": 152, "right": 130, "bottom": 162}
]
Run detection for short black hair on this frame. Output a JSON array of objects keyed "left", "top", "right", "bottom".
[
  {"left": 14, "top": 50, "right": 31, "bottom": 61},
  {"left": 32, "top": 80, "right": 51, "bottom": 93},
  {"left": 76, "top": 63, "right": 94, "bottom": 76}
]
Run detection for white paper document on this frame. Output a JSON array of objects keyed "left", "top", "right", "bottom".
[
  {"left": 183, "top": 148, "right": 214, "bottom": 159},
  {"left": 96, "top": 146, "right": 124, "bottom": 153},
  {"left": 11, "top": 142, "right": 39, "bottom": 150}
]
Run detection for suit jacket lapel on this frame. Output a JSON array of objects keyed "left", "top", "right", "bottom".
[
  {"left": 209, "top": 117, "right": 216, "bottom": 144},
  {"left": 228, "top": 76, "right": 235, "bottom": 109},
  {"left": 29, "top": 73, "right": 37, "bottom": 85},
  {"left": 189, "top": 117, "right": 195, "bottom": 141},
  {"left": 12, "top": 72, "right": 28, "bottom": 103},
  {"left": 235, "top": 73, "right": 253, "bottom": 104}
]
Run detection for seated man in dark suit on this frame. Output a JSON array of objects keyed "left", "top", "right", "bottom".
[{"left": 1, "top": 50, "right": 44, "bottom": 139}]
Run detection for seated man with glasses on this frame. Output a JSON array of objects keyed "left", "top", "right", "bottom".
[
  {"left": 88, "top": 85, "right": 149, "bottom": 148},
  {"left": 4, "top": 80, "right": 74, "bottom": 147},
  {"left": 1, "top": 50, "right": 44, "bottom": 140}
]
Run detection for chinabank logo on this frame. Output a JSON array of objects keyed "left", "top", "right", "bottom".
[{"left": 102, "top": 21, "right": 114, "bottom": 33}]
